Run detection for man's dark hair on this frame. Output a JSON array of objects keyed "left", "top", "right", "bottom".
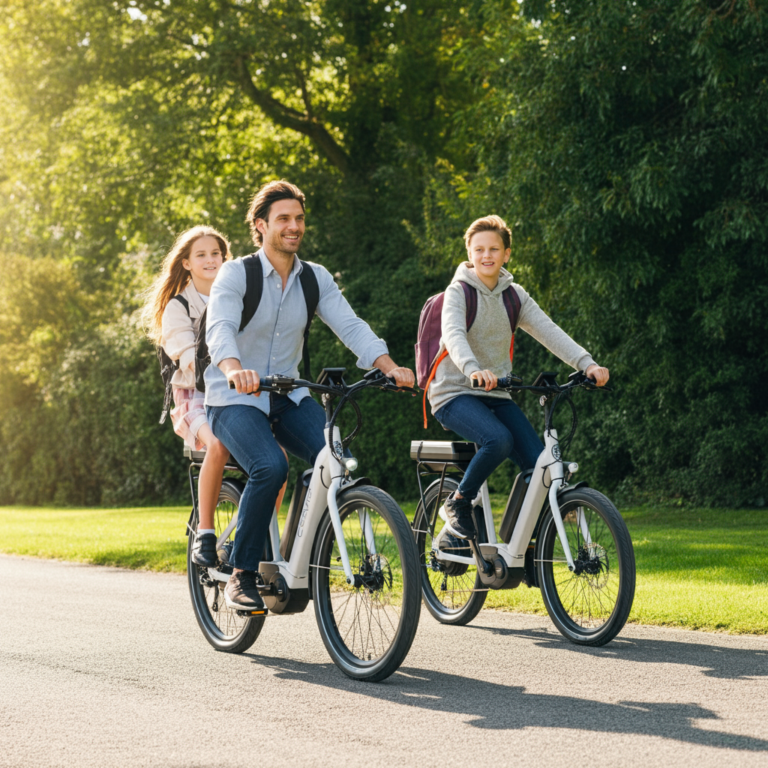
[{"left": 247, "top": 180, "right": 306, "bottom": 246}]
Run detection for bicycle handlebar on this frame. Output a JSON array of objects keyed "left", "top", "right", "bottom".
[
  {"left": 471, "top": 370, "right": 612, "bottom": 395},
  {"left": 228, "top": 370, "right": 418, "bottom": 397}
]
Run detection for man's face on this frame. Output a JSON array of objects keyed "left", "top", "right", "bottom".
[{"left": 256, "top": 198, "right": 305, "bottom": 255}]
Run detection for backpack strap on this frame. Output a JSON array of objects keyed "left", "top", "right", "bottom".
[
  {"left": 239, "top": 254, "right": 264, "bottom": 331},
  {"left": 501, "top": 285, "right": 521, "bottom": 363},
  {"left": 461, "top": 282, "right": 478, "bottom": 330},
  {"left": 172, "top": 294, "right": 190, "bottom": 315},
  {"left": 297, "top": 260, "right": 319, "bottom": 380}
]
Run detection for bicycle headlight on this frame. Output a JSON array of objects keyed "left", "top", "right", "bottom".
[{"left": 344, "top": 457, "right": 358, "bottom": 472}]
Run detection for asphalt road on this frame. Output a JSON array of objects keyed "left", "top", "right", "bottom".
[{"left": 1, "top": 555, "right": 767, "bottom": 768}]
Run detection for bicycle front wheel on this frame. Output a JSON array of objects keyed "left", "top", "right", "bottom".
[
  {"left": 536, "top": 487, "right": 635, "bottom": 646},
  {"left": 187, "top": 479, "right": 265, "bottom": 654},
  {"left": 312, "top": 486, "right": 421, "bottom": 682}
]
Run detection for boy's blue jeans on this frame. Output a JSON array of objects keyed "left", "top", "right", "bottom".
[
  {"left": 206, "top": 394, "right": 327, "bottom": 572},
  {"left": 434, "top": 395, "right": 543, "bottom": 500}
]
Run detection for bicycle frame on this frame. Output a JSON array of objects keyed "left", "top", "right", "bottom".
[
  {"left": 200, "top": 424, "right": 370, "bottom": 595},
  {"left": 426, "top": 429, "right": 574, "bottom": 569},
  {"left": 420, "top": 374, "right": 596, "bottom": 578},
  {"left": 188, "top": 370, "right": 408, "bottom": 604}
]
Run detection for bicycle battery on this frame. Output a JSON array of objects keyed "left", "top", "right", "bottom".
[{"left": 499, "top": 469, "right": 534, "bottom": 543}]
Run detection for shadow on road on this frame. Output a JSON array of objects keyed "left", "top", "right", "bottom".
[
  {"left": 469, "top": 623, "right": 768, "bottom": 680},
  {"left": 244, "top": 654, "right": 768, "bottom": 751}
]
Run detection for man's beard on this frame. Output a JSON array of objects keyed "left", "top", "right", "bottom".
[{"left": 268, "top": 231, "right": 302, "bottom": 255}]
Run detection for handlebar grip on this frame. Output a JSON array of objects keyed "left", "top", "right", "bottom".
[{"left": 228, "top": 380, "right": 262, "bottom": 392}]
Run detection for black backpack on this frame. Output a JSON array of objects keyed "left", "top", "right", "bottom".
[
  {"left": 195, "top": 254, "right": 320, "bottom": 392},
  {"left": 158, "top": 294, "right": 190, "bottom": 425}
]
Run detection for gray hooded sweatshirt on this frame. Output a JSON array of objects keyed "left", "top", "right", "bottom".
[{"left": 428, "top": 262, "right": 596, "bottom": 415}]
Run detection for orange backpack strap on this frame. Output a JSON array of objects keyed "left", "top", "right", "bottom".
[{"left": 422, "top": 349, "right": 449, "bottom": 428}]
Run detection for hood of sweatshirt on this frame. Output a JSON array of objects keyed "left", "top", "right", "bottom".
[{"left": 451, "top": 261, "right": 515, "bottom": 296}]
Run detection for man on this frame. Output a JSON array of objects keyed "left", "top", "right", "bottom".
[{"left": 205, "top": 179, "right": 414, "bottom": 611}]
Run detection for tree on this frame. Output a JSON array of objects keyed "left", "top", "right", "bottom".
[
  {"left": 448, "top": 0, "right": 768, "bottom": 505},
  {"left": 0, "top": 0, "right": 494, "bottom": 502}
]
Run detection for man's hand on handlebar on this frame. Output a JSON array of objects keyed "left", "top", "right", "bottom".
[
  {"left": 227, "top": 369, "right": 261, "bottom": 395},
  {"left": 387, "top": 367, "right": 415, "bottom": 389},
  {"left": 219, "top": 358, "right": 261, "bottom": 395},
  {"left": 470, "top": 369, "right": 498, "bottom": 392},
  {"left": 585, "top": 364, "right": 610, "bottom": 387},
  {"left": 372, "top": 354, "right": 415, "bottom": 389}
]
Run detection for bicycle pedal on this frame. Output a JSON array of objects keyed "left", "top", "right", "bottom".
[{"left": 236, "top": 609, "right": 268, "bottom": 617}]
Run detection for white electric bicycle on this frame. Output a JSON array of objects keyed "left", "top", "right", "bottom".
[
  {"left": 185, "top": 367, "right": 421, "bottom": 682},
  {"left": 411, "top": 370, "right": 635, "bottom": 646}
]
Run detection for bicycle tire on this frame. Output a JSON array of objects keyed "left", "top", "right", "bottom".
[
  {"left": 187, "top": 479, "right": 265, "bottom": 653},
  {"left": 412, "top": 477, "right": 487, "bottom": 626},
  {"left": 536, "top": 487, "right": 635, "bottom": 646},
  {"left": 312, "top": 486, "right": 421, "bottom": 682}
]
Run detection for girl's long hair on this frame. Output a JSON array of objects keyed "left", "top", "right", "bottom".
[{"left": 142, "top": 225, "right": 232, "bottom": 345}]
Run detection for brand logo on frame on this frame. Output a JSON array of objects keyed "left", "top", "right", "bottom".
[
  {"left": 552, "top": 445, "right": 561, "bottom": 460},
  {"left": 297, "top": 487, "right": 312, "bottom": 538}
]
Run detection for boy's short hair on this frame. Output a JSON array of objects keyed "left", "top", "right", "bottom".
[
  {"left": 247, "top": 180, "right": 306, "bottom": 246},
  {"left": 464, "top": 215, "right": 512, "bottom": 251}
]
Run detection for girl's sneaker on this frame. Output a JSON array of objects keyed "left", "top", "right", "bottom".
[
  {"left": 439, "top": 492, "right": 476, "bottom": 539},
  {"left": 191, "top": 532, "right": 218, "bottom": 568}
]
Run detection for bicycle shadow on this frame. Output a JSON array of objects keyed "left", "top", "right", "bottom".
[
  {"left": 469, "top": 623, "right": 768, "bottom": 680},
  {"left": 244, "top": 654, "right": 768, "bottom": 751}
]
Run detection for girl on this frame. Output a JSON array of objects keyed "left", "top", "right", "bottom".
[
  {"left": 143, "top": 226, "right": 233, "bottom": 567},
  {"left": 428, "top": 215, "right": 610, "bottom": 539}
]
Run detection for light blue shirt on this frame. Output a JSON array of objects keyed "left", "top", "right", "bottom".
[{"left": 204, "top": 250, "right": 389, "bottom": 410}]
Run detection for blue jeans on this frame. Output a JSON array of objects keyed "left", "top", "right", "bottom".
[
  {"left": 434, "top": 395, "right": 543, "bottom": 500},
  {"left": 206, "top": 394, "right": 327, "bottom": 572}
]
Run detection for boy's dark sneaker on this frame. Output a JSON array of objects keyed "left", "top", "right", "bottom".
[
  {"left": 440, "top": 491, "right": 476, "bottom": 539},
  {"left": 224, "top": 570, "right": 268, "bottom": 613},
  {"left": 191, "top": 533, "right": 218, "bottom": 568}
]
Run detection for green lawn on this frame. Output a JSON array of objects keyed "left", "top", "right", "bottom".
[{"left": 0, "top": 501, "right": 766, "bottom": 634}]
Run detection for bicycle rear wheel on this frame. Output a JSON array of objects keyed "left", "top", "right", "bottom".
[
  {"left": 312, "top": 486, "right": 421, "bottom": 682},
  {"left": 536, "top": 487, "right": 635, "bottom": 646},
  {"left": 412, "top": 478, "right": 487, "bottom": 625},
  {"left": 187, "top": 479, "right": 265, "bottom": 653}
]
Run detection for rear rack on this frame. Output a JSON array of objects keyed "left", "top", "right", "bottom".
[
  {"left": 410, "top": 440, "right": 477, "bottom": 532},
  {"left": 183, "top": 446, "right": 243, "bottom": 472}
]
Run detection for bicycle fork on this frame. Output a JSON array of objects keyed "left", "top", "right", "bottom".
[
  {"left": 543, "top": 432, "right": 579, "bottom": 571},
  {"left": 324, "top": 426, "right": 377, "bottom": 586}
]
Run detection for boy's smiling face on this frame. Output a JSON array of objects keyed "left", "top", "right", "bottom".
[{"left": 468, "top": 230, "right": 510, "bottom": 287}]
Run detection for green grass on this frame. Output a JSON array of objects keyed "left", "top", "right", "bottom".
[{"left": 1, "top": 501, "right": 766, "bottom": 634}]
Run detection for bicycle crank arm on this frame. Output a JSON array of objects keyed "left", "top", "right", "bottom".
[
  {"left": 468, "top": 539, "right": 494, "bottom": 576},
  {"left": 255, "top": 582, "right": 284, "bottom": 598},
  {"left": 469, "top": 539, "right": 514, "bottom": 589}
]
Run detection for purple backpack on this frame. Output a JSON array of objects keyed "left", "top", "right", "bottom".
[{"left": 415, "top": 282, "right": 520, "bottom": 423}]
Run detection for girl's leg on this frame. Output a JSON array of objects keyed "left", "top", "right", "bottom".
[
  {"left": 435, "top": 395, "right": 516, "bottom": 501},
  {"left": 195, "top": 423, "right": 230, "bottom": 530},
  {"left": 196, "top": 424, "right": 289, "bottom": 528}
]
